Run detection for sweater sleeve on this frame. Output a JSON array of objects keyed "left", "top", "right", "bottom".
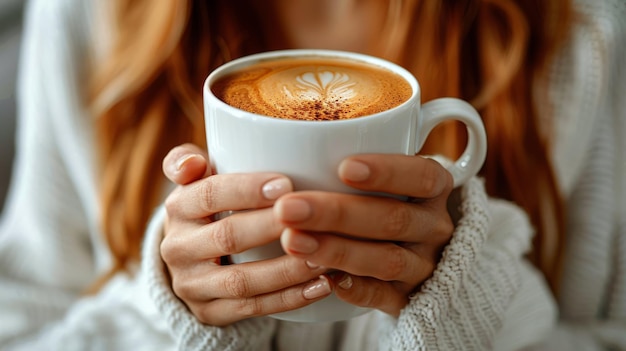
[
  {"left": 0, "top": 0, "right": 184, "bottom": 349},
  {"left": 0, "top": 0, "right": 164, "bottom": 348},
  {"left": 377, "top": 178, "right": 557, "bottom": 351},
  {"left": 530, "top": 1, "right": 626, "bottom": 349},
  {"left": 0, "top": 0, "right": 97, "bottom": 347},
  {"left": 381, "top": 2, "right": 626, "bottom": 350},
  {"left": 142, "top": 206, "right": 277, "bottom": 351}
]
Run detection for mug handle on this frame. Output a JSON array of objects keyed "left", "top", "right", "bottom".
[{"left": 416, "top": 98, "right": 487, "bottom": 188}]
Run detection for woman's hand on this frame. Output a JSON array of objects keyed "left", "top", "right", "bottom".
[
  {"left": 160, "top": 144, "right": 332, "bottom": 326},
  {"left": 277, "top": 154, "right": 454, "bottom": 317}
]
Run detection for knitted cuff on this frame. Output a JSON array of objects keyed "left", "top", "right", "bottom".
[
  {"left": 141, "top": 206, "right": 276, "bottom": 351},
  {"left": 385, "top": 177, "right": 526, "bottom": 350}
]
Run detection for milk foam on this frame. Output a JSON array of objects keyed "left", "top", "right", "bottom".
[{"left": 212, "top": 58, "right": 412, "bottom": 121}]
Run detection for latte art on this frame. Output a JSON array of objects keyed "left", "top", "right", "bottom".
[
  {"left": 289, "top": 70, "right": 356, "bottom": 100},
  {"left": 212, "top": 57, "right": 412, "bottom": 121}
]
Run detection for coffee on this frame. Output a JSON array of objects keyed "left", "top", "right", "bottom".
[
  {"left": 205, "top": 49, "right": 487, "bottom": 322},
  {"left": 211, "top": 57, "right": 412, "bottom": 121}
]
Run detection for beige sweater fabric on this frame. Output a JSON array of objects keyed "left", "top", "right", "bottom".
[{"left": 0, "top": 0, "right": 623, "bottom": 350}]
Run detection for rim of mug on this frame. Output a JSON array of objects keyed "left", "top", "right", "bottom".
[{"left": 204, "top": 49, "right": 420, "bottom": 124}]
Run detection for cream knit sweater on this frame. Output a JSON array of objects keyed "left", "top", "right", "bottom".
[{"left": 0, "top": 0, "right": 623, "bottom": 350}]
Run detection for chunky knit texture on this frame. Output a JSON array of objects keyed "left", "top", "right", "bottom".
[
  {"left": 388, "top": 180, "right": 519, "bottom": 350},
  {"left": 0, "top": 0, "right": 624, "bottom": 350}
]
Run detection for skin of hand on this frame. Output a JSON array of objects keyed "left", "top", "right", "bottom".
[
  {"left": 161, "top": 143, "right": 454, "bottom": 326},
  {"left": 276, "top": 153, "right": 455, "bottom": 316}
]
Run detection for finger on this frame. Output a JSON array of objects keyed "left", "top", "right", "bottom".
[
  {"left": 163, "top": 143, "right": 211, "bottom": 185},
  {"left": 191, "top": 275, "right": 332, "bottom": 326},
  {"left": 162, "top": 208, "right": 284, "bottom": 264},
  {"left": 280, "top": 228, "right": 435, "bottom": 284},
  {"left": 331, "top": 273, "right": 408, "bottom": 317},
  {"left": 338, "top": 154, "right": 453, "bottom": 199},
  {"left": 165, "top": 173, "right": 293, "bottom": 219},
  {"left": 274, "top": 192, "right": 453, "bottom": 243},
  {"left": 174, "top": 254, "right": 327, "bottom": 302}
]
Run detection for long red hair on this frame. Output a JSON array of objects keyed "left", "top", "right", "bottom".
[{"left": 88, "top": 0, "right": 572, "bottom": 292}]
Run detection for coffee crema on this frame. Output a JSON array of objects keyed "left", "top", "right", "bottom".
[{"left": 211, "top": 57, "right": 412, "bottom": 121}]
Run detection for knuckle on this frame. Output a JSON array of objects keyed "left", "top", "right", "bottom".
[
  {"left": 426, "top": 206, "right": 455, "bottom": 244},
  {"left": 272, "top": 257, "right": 321, "bottom": 288},
  {"left": 160, "top": 235, "right": 181, "bottom": 266},
  {"left": 421, "top": 176, "right": 440, "bottom": 198},
  {"left": 276, "top": 258, "right": 299, "bottom": 285},
  {"left": 421, "top": 259, "right": 437, "bottom": 280},
  {"left": 421, "top": 158, "right": 453, "bottom": 196},
  {"left": 279, "top": 286, "right": 310, "bottom": 312},
  {"left": 434, "top": 216, "right": 455, "bottom": 244},
  {"left": 163, "top": 189, "right": 182, "bottom": 217},
  {"left": 199, "top": 177, "right": 219, "bottom": 213},
  {"left": 237, "top": 296, "right": 264, "bottom": 318},
  {"left": 171, "top": 277, "right": 192, "bottom": 300},
  {"left": 328, "top": 240, "right": 349, "bottom": 268},
  {"left": 278, "top": 288, "right": 298, "bottom": 310},
  {"left": 194, "top": 310, "right": 212, "bottom": 325},
  {"left": 442, "top": 169, "right": 454, "bottom": 193},
  {"left": 222, "top": 268, "right": 250, "bottom": 298},
  {"left": 159, "top": 237, "right": 173, "bottom": 263},
  {"left": 194, "top": 305, "right": 219, "bottom": 325},
  {"left": 357, "top": 283, "right": 386, "bottom": 309},
  {"left": 382, "top": 205, "right": 412, "bottom": 239},
  {"left": 421, "top": 165, "right": 444, "bottom": 198},
  {"left": 440, "top": 216, "right": 455, "bottom": 236},
  {"left": 379, "top": 246, "right": 408, "bottom": 281},
  {"left": 210, "top": 219, "right": 238, "bottom": 254}
]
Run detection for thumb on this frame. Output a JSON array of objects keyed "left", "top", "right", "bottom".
[{"left": 162, "top": 143, "right": 210, "bottom": 185}]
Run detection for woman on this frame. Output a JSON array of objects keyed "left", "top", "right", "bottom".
[{"left": 0, "top": 0, "right": 624, "bottom": 350}]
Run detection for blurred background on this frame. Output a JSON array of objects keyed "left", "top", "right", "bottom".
[{"left": 0, "top": 0, "right": 25, "bottom": 214}]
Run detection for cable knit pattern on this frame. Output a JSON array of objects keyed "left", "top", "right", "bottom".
[
  {"left": 384, "top": 178, "right": 525, "bottom": 350},
  {"left": 0, "top": 0, "right": 624, "bottom": 350},
  {"left": 530, "top": 1, "right": 626, "bottom": 350},
  {"left": 560, "top": 104, "right": 615, "bottom": 319}
]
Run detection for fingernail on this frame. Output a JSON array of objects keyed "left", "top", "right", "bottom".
[
  {"left": 286, "top": 230, "right": 319, "bottom": 254},
  {"left": 279, "top": 198, "right": 311, "bottom": 222},
  {"left": 340, "top": 159, "right": 370, "bottom": 182},
  {"left": 175, "top": 154, "right": 199, "bottom": 172},
  {"left": 305, "top": 260, "right": 321, "bottom": 269},
  {"left": 262, "top": 178, "right": 291, "bottom": 200},
  {"left": 338, "top": 274, "right": 353, "bottom": 290},
  {"left": 303, "top": 275, "right": 332, "bottom": 300}
]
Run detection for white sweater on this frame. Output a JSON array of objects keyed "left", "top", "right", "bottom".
[{"left": 0, "top": 0, "right": 623, "bottom": 350}]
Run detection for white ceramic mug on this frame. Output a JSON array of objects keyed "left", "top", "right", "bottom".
[{"left": 203, "top": 49, "right": 487, "bottom": 323}]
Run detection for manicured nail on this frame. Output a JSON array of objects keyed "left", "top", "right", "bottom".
[
  {"left": 175, "top": 154, "right": 200, "bottom": 172},
  {"left": 303, "top": 275, "right": 332, "bottom": 300},
  {"left": 262, "top": 178, "right": 291, "bottom": 200},
  {"left": 305, "top": 260, "right": 321, "bottom": 269},
  {"left": 279, "top": 198, "right": 311, "bottom": 222},
  {"left": 285, "top": 229, "right": 319, "bottom": 254},
  {"left": 340, "top": 159, "right": 370, "bottom": 182},
  {"left": 337, "top": 273, "right": 353, "bottom": 290}
]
